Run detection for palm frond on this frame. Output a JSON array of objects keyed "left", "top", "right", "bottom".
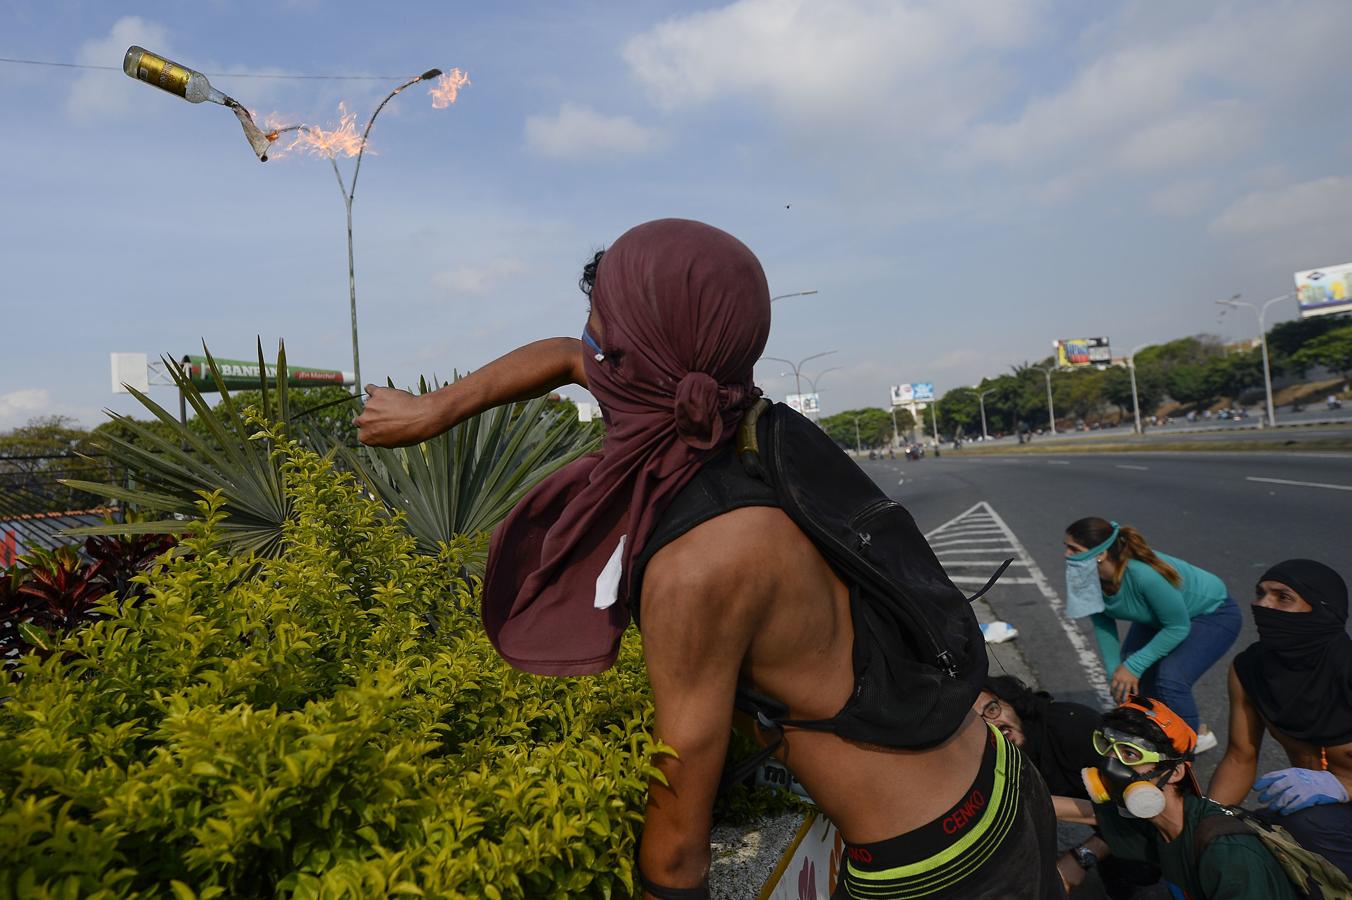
[
  {"left": 61, "top": 343, "right": 294, "bottom": 556},
  {"left": 340, "top": 391, "right": 599, "bottom": 568}
]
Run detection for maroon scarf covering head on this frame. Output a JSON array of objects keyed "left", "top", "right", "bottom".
[{"left": 483, "top": 219, "right": 771, "bottom": 675}]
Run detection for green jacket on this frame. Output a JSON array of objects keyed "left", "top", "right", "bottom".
[
  {"left": 1094, "top": 794, "right": 1299, "bottom": 900},
  {"left": 1091, "top": 554, "right": 1228, "bottom": 676}
]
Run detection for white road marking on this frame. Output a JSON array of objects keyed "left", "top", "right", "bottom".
[
  {"left": 934, "top": 560, "right": 1028, "bottom": 567},
  {"left": 1116, "top": 464, "right": 1149, "bottom": 471},
  {"left": 926, "top": 501, "right": 1111, "bottom": 706},
  {"left": 1047, "top": 460, "right": 1070, "bottom": 465},
  {"left": 930, "top": 543, "right": 1016, "bottom": 551},
  {"left": 929, "top": 537, "right": 1011, "bottom": 547},
  {"left": 898, "top": 477, "right": 905, "bottom": 485},
  {"left": 1245, "top": 476, "right": 1352, "bottom": 492}
]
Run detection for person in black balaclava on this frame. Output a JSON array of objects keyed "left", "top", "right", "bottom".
[{"left": 1208, "top": 559, "right": 1352, "bottom": 877}]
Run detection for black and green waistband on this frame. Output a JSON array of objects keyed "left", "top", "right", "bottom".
[{"left": 837, "top": 725, "right": 1022, "bottom": 899}]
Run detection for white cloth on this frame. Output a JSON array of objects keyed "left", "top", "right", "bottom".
[{"left": 594, "top": 534, "right": 626, "bottom": 610}]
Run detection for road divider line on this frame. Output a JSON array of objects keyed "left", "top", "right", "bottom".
[
  {"left": 973, "top": 501, "right": 1112, "bottom": 706},
  {"left": 1245, "top": 476, "right": 1352, "bottom": 492},
  {"left": 1116, "top": 464, "right": 1149, "bottom": 471},
  {"left": 949, "top": 575, "right": 1036, "bottom": 585},
  {"left": 1047, "top": 460, "right": 1070, "bottom": 465}
]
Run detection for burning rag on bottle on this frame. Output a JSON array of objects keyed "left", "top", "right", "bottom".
[{"left": 482, "top": 219, "right": 771, "bottom": 675}]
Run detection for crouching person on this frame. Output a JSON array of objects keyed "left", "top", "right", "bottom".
[
  {"left": 1209, "top": 559, "right": 1352, "bottom": 879},
  {"left": 1054, "top": 697, "right": 1300, "bottom": 899}
]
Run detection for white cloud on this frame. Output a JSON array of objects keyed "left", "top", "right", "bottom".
[
  {"left": 1114, "top": 101, "right": 1252, "bottom": 172},
  {"left": 524, "top": 103, "right": 663, "bottom": 159},
  {"left": 432, "top": 258, "right": 527, "bottom": 295},
  {"left": 963, "top": 2, "right": 1352, "bottom": 175},
  {"left": 1209, "top": 176, "right": 1352, "bottom": 238},
  {"left": 623, "top": 0, "right": 1038, "bottom": 137},
  {"left": 1147, "top": 179, "right": 1214, "bottom": 218},
  {"left": 67, "top": 17, "right": 172, "bottom": 120},
  {"left": 0, "top": 389, "right": 51, "bottom": 429}
]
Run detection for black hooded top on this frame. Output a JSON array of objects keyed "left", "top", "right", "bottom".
[{"left": 1233, "top": 559, "right": 1352, "bottom": 746}]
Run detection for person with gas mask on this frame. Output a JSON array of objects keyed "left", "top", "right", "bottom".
[
  {"left": 1053, "top": 697, "right": 1298, "bottom": 899},
  {"left": 975, "top": 677, "right": 1162, "bottom": 898},
  {"left": 1063, "top": 518, "right": 1239, "bottom": 739},
  {"left": 1208, "top": 559, "right": 1352, "bottom": 878}
]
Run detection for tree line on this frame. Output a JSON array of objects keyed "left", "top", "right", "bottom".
[{"left": 819, "top": 316, "right": 1352, "bottom": 446}]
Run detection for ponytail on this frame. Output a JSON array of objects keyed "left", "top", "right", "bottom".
[{"left": 1109, "top": 526, "right": 1181, "bottom": 591}]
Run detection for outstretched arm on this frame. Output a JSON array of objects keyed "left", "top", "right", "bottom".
[
  {"left": 355, "top": 337, "right": 587, "bottom": 447},
  {"left": 1208, "top": 663, "right": 1265, "bottom": 805}
]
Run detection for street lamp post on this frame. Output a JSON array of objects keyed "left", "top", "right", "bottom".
[
  {"left": 1215, "top": 293, "right": 1292, "bottom": 428},
  {"left": 1041, "top": 366, "right": 1058, "bottom": 435},
  {"left": 1127, "top": 342, "right": 1151, "bottom": 435},
  {"left": 852, "top": 415, "right": 862, "bottom": 455},
  {"left": 770, "top": 290, "right": 819, "bottom": 303},
  {"left": 323, "top": 68, "right": 445, "bottom": 392},
  {"left": 762, "top": 350, "right": 838, "bottom": 416},
  {"left": 977, "top": 388, "right": 995, "bottom": 441}
]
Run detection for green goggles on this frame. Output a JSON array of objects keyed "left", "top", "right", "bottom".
[{"left": 1092, "top": 728, "right": 1175, "bottom": 766}]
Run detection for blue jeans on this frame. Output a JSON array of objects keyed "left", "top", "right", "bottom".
[{"left": 1120, "top": 596, "right": 1241, "bottom": 730}]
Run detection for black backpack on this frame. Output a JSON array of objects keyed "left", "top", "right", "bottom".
[{"left": 633, "top": 401, "right": 998, "bottom": 758}]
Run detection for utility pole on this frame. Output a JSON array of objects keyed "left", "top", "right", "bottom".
[{"left": 853, "top": 416, "right": 862, "bottom": 454}]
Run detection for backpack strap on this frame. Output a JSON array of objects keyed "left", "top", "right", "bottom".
[
  {"left": 965, "top": 558, "right": 1015, "bottom": 603},
  {"left": 1193, "top": 809, "right": 1255, "bottom": 860},
  {"left": 737, "top": 398, "right": 771, "bottom": 482}
]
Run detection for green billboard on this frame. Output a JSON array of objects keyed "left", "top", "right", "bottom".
[{"left": 180, "top": 356, "right": 355, "bottom": 393}]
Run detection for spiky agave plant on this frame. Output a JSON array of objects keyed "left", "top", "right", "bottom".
[
  {"left": 338, "top": 378, "right": 600, "bottom": 572},
  {"left": 62, "top": 341, "right": 296, "bottom": 557},
  {"left": 63, "top": 344, "right": 599, "bottom": 568}
]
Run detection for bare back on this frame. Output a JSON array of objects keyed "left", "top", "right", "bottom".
[{"left": 642, "top": 504, "right": 987, "bottom": 846}]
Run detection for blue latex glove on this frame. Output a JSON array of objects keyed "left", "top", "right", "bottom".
[{"left": 1255, "top": 768, "right": 1349, "bottom": 814}]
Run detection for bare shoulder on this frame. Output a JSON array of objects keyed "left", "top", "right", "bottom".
[{"left": 640, "top": 506, "right": 802, "bottom": 627}]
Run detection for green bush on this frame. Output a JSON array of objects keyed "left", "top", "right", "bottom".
[{"left": 0, "top": 422, "right": 663, "bottom": 899}]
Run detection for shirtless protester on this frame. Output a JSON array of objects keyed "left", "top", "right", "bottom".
[
  {"left": 1208, "top": 559, "right": 1352, "bottom": 878},
  {"left": 356, "top": 219, "right": 1060, "bottom": 899}
]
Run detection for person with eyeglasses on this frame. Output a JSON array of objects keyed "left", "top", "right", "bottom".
[
  {"left": 975, "top": 677, "right": 1160, "bottom": 898},
  {"left": 1053, "top": 697, "right": 1298, "bottom": 899}
]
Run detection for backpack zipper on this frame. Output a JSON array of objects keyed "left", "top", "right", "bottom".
[{"left": 850, "top": 499, "right": 900, "bottom": 549}]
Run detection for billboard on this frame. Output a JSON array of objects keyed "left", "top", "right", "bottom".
[
  {"left": 1055, "top": 337, "right": 1112, "bottom": 368},
  {"left": 1295, "top": 263, "right": 1352, "bottom": 319},
  {"left": 890, "top": 383, "right": 934, "bottom": 407},
  {"left": 786, "top": 392, "right": 820, "bottom": 415},
  {"left": 180, "top": 355, "right": 355, "bottom": 393}
]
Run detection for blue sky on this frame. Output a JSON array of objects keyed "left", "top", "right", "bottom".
[{"left": 4, "top": 0, "right": 1352, "bottom": 429}]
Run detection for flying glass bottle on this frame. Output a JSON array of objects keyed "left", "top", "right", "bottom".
[{"left": 123, "top": 46, "right": 231, "bottom": 105}]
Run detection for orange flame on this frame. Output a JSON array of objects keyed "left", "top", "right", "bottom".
[
  {"left": 428, "top": 69, "right": 470, "bottom": 108},
  {"left": 283, "top": 102, "right": 365, "bottom": 159}
]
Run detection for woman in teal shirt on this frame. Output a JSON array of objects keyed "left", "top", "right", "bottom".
[{"left": 1063, "top": 517, "right": 1240, "bottom": 733}]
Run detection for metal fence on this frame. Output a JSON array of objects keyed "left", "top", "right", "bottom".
[{"left": 0, "top": 453, "right": 126, "bottom": 563}]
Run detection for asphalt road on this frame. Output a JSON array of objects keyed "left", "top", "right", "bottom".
[{"left": 855, "top": 449, "right": 1352, "bottom": 895}]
